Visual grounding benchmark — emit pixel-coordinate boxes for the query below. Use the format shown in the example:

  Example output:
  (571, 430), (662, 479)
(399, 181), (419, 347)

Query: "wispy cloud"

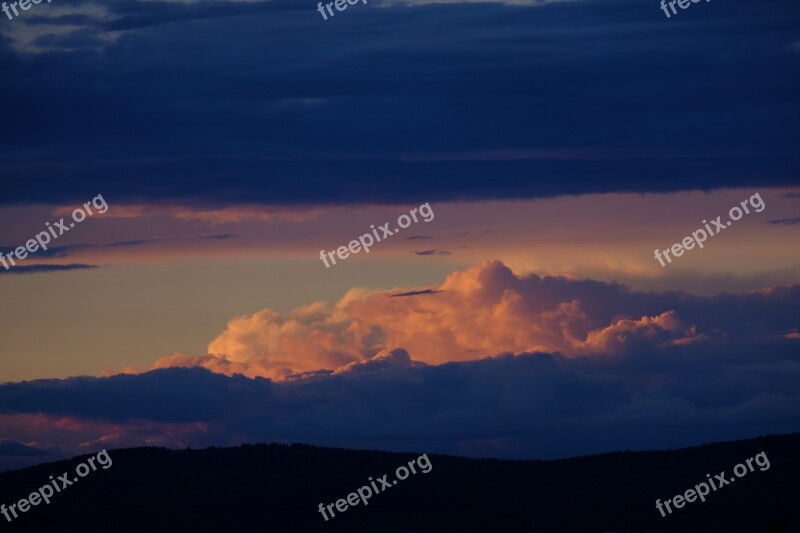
(389, 289), (444, 297)
(767, 217), (800, 225)
(1, 234), (237, 261)
(414, 249), (451, 256)
(0, 264), (98, 275)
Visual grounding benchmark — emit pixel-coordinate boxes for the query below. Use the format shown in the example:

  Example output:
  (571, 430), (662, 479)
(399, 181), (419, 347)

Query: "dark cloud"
(0, 264), (98, 275)
(389, 289), (444, 297)
(1, 341), (799, 460)
(28, 240), (148, 259)
(0, 234), (236, 261)
(413, 249), (451, 256)
(0, 440), (56, 472)
(0, 240), (146, 260)
(767, 216), (800, 225)
(0, 368), (271, 422)
(406, 235), (433, 240)
(0, 0), (797, 207)
(198, 233), (236, 240)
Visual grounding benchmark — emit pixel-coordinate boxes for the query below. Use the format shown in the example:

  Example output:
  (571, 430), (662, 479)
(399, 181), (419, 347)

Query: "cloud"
(198, 233), (236, 240)
(332, 347), (426, 375)
(53, 203), (320, 225)
(171, 206), (320, 225)
(0, 367), (270, 422)
(2, 341), (799, 462)
(571, 310), (706, 355)
(389, 289), (444, 297)
(384, 0), (571, 5)
(0, 439), (50, 457)
(0, 438), (57, 472)
(1, 234), (237, 263)
(413, 249), (451, 256)
(767, 216), (800, 225)
(149, 261), (800, 379)
(0, 264), (98, 275)
(150, 353), (287, 380)
(1, 0), (798, 207)
(1, 240), (150, 260)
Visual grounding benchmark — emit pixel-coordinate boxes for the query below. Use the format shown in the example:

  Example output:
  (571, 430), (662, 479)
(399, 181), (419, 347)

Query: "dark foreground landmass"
(0, 432), (798, 532)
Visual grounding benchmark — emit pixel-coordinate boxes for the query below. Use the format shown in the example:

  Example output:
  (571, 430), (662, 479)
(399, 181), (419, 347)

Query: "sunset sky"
(1, 0), (798, 472)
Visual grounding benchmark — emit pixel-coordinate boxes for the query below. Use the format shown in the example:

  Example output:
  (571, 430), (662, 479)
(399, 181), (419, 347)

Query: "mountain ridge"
(1, 431), (798, 532)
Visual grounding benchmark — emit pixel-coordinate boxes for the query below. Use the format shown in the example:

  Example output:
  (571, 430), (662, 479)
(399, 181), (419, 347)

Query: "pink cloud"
(574, 311), (704, 355)
(151, 261), (710, 379)
(0, 413), (218, 460)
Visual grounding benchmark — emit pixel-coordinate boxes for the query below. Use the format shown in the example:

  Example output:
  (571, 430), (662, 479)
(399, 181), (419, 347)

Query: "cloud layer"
(1, 0), (798, 206)
(2, 342), (799, 464)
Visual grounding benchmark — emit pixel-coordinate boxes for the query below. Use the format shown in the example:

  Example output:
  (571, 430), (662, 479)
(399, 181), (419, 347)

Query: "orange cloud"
(574, 311), (703, 354)
(151, 261), (705, 379)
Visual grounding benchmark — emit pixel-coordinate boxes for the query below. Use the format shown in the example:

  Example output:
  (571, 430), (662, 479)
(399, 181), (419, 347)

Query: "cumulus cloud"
(5, 262), (796, 466)
(152, 261), (800, 379)
(574, 310), (706, 355)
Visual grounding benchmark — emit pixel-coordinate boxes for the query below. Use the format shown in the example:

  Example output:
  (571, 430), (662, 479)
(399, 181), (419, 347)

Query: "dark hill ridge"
(0, 432), (798, 532)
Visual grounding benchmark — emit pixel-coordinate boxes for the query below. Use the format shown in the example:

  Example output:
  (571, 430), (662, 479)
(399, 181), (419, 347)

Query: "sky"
(0, 0), (798, 471)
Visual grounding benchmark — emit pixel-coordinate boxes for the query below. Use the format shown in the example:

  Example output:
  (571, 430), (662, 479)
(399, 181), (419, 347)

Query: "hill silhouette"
(0, 432), (798, 532)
